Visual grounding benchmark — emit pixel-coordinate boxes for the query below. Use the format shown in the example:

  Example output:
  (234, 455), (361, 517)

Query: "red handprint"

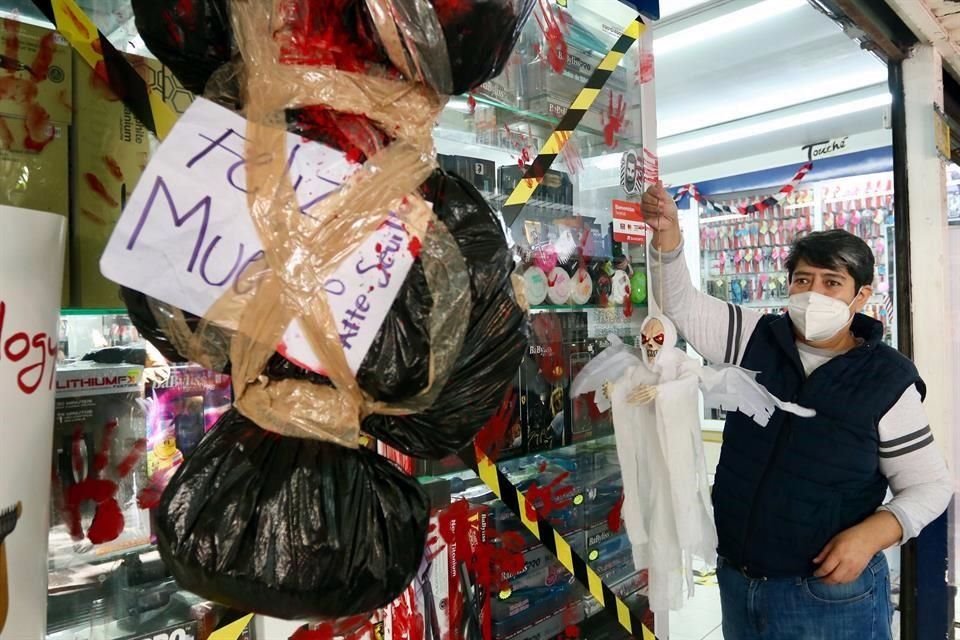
(607, 492), (625, 533)
(636, 49), (655, 85)
(63, 420), (146, 545)
(0, 19), (59, 151)
(524, 471), (574, 521)
(558, 131), (584, 176)
(533, 0), (570, 73)
(475, 388), (519, 462)
(602, 91), (627, 149)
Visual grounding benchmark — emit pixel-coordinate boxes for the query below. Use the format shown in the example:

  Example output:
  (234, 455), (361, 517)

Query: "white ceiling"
(652, 0), (891, 177)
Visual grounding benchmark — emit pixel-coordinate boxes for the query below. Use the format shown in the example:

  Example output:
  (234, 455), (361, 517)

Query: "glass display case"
(47, 312), (237, 640)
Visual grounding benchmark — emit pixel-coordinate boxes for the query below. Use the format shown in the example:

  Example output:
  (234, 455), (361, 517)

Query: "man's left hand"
(813, 511), (903, 584)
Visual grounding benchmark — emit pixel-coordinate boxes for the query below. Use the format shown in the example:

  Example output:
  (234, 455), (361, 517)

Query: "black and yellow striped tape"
(30, 0), (177, 140)
(501, 15), (647, 228)
(464, 449), (658, 640)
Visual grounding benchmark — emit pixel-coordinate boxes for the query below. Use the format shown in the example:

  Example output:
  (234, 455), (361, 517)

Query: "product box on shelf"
(492, 580), (586, 629)
(521, 313), (589, 454)
(499, 532), (582, 593)
(143, 364), (231, 493)
(70, 51), (151, 308)
(49, 362), (150, 567)
(0, 22), (73, 123)
(498, 165), (573, 215)
(438, 153), (497, 194)
(440, 501), (494, 640)
(495, 601), (584, 640)
(582, 569), (649, 622)
(586, 522), (631, 566)
(566, 338), (614, 444)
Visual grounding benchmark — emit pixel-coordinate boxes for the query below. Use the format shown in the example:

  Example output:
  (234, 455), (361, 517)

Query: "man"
(641, 182), (952, 640)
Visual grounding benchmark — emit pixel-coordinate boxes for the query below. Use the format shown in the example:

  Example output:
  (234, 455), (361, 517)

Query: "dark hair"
(785, 230), (875, 290)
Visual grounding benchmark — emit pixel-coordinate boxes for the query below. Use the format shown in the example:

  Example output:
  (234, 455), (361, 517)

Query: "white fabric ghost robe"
(609, 322), (716, 615)
(570, 315), (814, 615)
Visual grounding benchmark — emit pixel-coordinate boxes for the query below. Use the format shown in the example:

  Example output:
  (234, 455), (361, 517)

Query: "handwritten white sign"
(101, 98), (418, 374)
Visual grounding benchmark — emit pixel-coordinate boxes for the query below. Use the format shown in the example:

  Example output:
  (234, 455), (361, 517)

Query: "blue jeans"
(717, 553), (893, 639)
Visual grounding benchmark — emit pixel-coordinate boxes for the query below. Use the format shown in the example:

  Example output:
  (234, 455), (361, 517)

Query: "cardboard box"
(0, 22), (73, 124)
(0, 121), (70, 305)
(70, 54), (194, 308)
(70, 51), (153, 308)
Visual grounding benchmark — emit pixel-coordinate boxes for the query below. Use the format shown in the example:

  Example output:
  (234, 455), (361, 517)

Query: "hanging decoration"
(673, 161), (814, 216)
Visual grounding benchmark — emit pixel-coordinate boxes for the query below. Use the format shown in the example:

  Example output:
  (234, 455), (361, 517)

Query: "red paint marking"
(524, 472), (573, 521)
(624, 293), (633, 317)
(390, 588), (425, 640)
(91, 39), (102, 55)
(31, 32), (55, 80)
(23, 103), (54, 151)
(0, 117), (12, 149)
(407, 236), (422, 259)
(467, 93), (477, 115)
(607, 492), (625, 533)
(563, 604), (581, 638)
(534, 0), (570, 73)
(0, 76), (38, 102)
(637, 50), (655, 85)
(474, 389), (517, 462)
(3, 19), (19, 73)
(64, 4), (92, 39)
(64, 421), (146, 544)
(162, 10), (185, 48)
(559, 131), (583, 175)
(432, 0), (472, 22)
(602, 91), (627, 149)
(85, 173), (119, 207)
(104, 155), (124, 181)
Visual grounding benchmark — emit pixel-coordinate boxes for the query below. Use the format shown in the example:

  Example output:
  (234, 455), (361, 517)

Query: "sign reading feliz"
(101, 98), (418, 374)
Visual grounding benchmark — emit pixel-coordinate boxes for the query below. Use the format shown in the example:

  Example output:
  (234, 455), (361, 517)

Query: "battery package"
(49, 362), (149, 566)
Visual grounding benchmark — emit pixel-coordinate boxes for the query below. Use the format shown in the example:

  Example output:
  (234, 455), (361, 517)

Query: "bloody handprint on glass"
(61, 420), (146, 545)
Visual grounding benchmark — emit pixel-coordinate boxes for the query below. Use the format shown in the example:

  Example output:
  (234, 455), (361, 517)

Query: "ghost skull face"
(640, 318), (666, 364)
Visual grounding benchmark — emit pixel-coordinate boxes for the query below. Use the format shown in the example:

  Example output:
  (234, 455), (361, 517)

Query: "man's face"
(788, 258), (870, 311)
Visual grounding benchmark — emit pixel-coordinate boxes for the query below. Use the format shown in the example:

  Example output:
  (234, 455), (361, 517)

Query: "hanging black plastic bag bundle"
(121, 169), (527, 458)
(119, 0), (535, 623)
(157, 409), (430, 620)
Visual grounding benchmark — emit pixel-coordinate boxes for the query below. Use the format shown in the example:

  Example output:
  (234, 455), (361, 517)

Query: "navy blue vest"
(712, 312), (924, 577)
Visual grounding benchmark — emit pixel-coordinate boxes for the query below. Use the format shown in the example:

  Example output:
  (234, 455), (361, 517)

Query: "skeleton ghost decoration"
(571, 314), (814, 615)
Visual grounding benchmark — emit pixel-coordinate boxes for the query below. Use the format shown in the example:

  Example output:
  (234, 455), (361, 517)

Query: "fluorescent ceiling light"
(658, 72), (889, 138)
(659, 93), (891, 157)
(654, 0), (808, 56)
(659, 0), (717, 19)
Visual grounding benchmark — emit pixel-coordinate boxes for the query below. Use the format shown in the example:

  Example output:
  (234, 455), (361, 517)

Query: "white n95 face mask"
(788, 290), (860, 342)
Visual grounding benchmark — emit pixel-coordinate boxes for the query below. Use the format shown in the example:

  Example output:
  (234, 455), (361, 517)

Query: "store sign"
(0, 206), (65, 640)
(101, 98), (418, 375)
(129, 621), (198, 640)
(611, 200), (646, 244)
(802, 137), (848, 161)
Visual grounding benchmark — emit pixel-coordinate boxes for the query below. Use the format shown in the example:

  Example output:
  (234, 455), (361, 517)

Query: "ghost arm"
(570, 336), (643, 411)
(697, 365), (816, 427)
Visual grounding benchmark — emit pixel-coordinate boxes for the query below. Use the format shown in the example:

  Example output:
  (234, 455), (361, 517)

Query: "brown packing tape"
(158, 0), (474, 446)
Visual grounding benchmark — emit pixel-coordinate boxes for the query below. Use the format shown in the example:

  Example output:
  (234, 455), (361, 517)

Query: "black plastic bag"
(132, 0), (535, 97)
(156, 409), (430, 619)
(122, 171), (527, 458)
(130, 0), (232, 96)
(426, 0), (536, 94)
